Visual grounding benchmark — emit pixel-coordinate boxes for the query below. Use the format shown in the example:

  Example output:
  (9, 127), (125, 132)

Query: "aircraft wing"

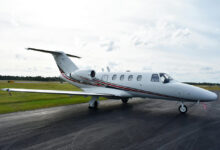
(1, 88), (114, 97)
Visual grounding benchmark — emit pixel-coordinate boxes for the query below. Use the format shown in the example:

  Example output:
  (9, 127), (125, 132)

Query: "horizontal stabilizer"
(27, 48), (81, 58)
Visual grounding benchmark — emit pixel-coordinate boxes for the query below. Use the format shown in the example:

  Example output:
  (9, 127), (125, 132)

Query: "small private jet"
(2, 48), (218, 113)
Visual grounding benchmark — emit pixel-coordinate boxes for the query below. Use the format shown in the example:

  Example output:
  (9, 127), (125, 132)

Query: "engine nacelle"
(70, 69), (96, 81)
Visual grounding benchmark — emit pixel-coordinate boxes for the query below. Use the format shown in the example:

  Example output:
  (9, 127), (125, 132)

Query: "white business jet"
(2, 48), (218, 113)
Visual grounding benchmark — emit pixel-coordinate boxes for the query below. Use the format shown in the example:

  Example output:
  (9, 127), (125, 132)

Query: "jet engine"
(70, 69), (96, 81)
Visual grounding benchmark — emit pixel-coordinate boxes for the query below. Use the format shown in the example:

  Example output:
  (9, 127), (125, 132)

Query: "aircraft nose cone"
(203, 90), (218, 101)
(179, 83), (218, 102)
(208, 92), (218, 101)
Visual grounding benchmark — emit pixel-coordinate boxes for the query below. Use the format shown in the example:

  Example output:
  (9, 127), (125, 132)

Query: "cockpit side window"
(151, 74), (159, 82)
(159, 73), (173, 83)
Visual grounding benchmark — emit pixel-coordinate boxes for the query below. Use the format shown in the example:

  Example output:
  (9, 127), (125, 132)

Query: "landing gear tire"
(88, 96), (99, 109)
(179, 105), (187, 114)
(89, 101), (98, 109)
(121, 98), (129, 104)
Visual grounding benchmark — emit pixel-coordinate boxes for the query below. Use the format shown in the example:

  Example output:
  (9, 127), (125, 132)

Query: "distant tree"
(184, 82), (220, 86)
(0, 75), (62, 82)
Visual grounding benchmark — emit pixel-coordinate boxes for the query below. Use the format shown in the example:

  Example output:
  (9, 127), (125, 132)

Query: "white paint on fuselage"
(62, 71), (218, 102)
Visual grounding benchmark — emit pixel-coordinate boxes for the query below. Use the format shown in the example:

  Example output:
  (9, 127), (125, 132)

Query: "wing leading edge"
(1, 88), (113, 97)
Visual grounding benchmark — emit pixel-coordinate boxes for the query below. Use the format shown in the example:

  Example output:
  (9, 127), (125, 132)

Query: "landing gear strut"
(179, 102), (187, 114)
(121, 98), (129, 104)
(89, 96), (99, 109)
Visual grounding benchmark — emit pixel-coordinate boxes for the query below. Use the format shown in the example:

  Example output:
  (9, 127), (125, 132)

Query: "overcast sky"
(0, 0), (220, 83)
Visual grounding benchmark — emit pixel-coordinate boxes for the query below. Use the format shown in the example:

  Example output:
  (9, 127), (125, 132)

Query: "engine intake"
(90, 70), (95, 78)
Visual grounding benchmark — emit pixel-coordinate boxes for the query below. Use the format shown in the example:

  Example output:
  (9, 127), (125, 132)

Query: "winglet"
(2, 88), (9, 91)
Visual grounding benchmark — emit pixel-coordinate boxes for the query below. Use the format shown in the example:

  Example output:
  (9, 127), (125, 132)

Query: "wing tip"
(1, 88), (9, 91)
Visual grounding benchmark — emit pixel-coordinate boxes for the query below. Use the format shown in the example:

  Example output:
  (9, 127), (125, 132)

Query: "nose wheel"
(179, 103), (187, 114)
(121, 98), (129, 104)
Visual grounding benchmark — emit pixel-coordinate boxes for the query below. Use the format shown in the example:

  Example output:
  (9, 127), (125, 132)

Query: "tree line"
(184, 82), (220, 86)
(0, 75), (61, 81)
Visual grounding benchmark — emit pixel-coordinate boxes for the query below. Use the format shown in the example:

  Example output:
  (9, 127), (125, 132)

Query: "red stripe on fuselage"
(60, 73), (190, 101)
(93, 79), (178, 99)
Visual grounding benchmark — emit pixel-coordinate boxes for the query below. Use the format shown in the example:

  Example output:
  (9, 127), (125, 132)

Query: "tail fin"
(27, 48), (80, 74)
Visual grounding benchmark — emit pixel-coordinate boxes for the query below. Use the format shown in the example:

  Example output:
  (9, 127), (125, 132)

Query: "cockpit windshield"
(159, 73), (173, 83)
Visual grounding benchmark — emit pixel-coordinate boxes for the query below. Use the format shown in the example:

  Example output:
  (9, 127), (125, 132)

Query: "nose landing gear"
(121, 98), (129, 104)
(179, 102), (187, 114)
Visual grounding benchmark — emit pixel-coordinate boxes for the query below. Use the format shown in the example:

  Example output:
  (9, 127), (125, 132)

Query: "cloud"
(142, 66), (152, 71)
(27, 67), (38, 72)
(131, 20), (191, 49)
(107, 61), (118, 69)
(200, 67), (213, 71)
(15, 54), (27, 60)
(45, 67), (52, 70)
(100, 40), (119, 52)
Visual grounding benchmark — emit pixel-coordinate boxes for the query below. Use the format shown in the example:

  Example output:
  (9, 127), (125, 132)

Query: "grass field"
(0, 81), (219, 114)
(0, 81), (104, 114)
(195, 85), (220, 91)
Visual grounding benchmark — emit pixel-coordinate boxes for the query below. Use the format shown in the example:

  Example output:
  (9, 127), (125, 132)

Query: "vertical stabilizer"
(53, 53), (78, 73)
(27, 48), (81, 74)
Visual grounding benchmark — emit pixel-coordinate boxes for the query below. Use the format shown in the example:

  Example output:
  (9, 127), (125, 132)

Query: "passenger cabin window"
(151, 74), (159, 82)
(137, 75), (142, 81)
(128, 75), (133, 81)
(112, 74), (117, 80)
(120, 75), (124, 81)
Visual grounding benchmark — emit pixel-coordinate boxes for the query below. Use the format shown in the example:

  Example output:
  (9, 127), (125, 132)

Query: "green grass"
(0, 81), (104, 114)
(196, 85), (220, 91)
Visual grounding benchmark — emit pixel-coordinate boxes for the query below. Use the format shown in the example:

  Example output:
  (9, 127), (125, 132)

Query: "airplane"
(2, 48), (218, 113)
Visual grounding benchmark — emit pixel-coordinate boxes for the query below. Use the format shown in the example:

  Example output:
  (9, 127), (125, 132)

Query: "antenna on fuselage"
(107, 66), (110, 72)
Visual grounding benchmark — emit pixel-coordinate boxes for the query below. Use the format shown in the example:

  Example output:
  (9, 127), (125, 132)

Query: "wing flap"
(2, 88), (113, 97)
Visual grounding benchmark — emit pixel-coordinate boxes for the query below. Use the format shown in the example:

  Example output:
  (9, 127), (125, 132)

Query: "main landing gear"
(89, 96), (99, 109)
(121, 98), (129, 104)
(179, 102), (187, 114)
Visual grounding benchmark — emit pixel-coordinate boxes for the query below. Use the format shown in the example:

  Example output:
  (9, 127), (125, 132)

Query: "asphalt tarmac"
(0, 92), (219, 150)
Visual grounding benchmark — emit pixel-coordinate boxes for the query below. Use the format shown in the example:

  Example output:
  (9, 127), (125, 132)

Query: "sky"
(0, 0), (220, 83)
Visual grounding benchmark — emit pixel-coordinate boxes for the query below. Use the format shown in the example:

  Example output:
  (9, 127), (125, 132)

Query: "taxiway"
(0, 92), (219, 150)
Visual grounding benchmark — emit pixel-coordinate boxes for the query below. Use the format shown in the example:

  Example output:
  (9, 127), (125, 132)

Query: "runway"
(0, 92), (219, 150)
